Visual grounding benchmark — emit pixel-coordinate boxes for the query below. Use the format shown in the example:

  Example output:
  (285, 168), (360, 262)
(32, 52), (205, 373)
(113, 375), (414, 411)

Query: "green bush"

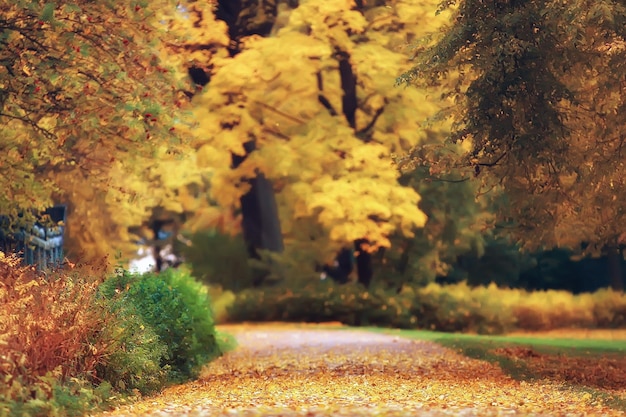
(98, 268), (223, 383)
(178, 231), (257, 291)
(94, 295), (169, 394)
(0, 376), (113, 417)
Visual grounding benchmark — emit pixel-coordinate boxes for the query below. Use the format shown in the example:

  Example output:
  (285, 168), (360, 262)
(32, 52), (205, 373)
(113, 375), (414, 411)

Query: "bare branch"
(253, 100), (305, 125)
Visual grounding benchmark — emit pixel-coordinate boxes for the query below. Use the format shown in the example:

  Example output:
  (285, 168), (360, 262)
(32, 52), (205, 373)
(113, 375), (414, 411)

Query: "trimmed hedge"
(226, 281), (626, 334)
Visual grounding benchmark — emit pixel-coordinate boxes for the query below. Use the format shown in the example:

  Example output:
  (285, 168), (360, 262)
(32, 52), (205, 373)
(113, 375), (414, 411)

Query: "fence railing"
(0, 205), (67, 271)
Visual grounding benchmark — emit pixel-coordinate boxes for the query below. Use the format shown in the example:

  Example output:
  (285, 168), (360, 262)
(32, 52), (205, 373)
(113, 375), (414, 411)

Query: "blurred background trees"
(2, 0), (624, 292)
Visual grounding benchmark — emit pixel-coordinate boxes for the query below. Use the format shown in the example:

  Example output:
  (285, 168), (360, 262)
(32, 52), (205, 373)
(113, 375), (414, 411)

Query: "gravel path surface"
(94, 324), (623, 417)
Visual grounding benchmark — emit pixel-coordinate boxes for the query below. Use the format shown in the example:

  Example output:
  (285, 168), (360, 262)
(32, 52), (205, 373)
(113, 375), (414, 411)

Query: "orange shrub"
(0, 253), (110, 389)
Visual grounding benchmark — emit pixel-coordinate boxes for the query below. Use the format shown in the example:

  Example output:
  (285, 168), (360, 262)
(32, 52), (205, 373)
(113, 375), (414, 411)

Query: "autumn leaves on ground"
(98, 324), (626, 417)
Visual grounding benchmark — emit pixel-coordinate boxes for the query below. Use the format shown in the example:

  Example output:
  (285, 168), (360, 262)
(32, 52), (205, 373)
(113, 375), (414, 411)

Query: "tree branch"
(253, 100), (305, 125)
(316, 72), (338, 116)
(356, 100), (386, 140)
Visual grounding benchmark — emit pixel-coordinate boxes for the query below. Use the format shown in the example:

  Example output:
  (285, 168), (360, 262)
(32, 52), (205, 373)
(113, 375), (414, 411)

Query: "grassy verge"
(366, 327), (626, 412)
(371, 328), (626, 353)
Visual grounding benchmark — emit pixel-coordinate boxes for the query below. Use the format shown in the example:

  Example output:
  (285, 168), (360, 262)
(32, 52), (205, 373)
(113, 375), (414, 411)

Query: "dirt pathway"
(96, 324), (623, 416)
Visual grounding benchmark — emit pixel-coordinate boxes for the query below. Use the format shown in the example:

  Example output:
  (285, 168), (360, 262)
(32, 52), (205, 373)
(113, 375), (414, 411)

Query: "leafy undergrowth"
(95, 323), (625, 417)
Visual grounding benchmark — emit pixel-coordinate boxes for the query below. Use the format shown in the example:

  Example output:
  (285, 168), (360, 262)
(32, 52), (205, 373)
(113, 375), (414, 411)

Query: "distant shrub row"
(226, 281), (626, 333)
(0, 255), (229, 417)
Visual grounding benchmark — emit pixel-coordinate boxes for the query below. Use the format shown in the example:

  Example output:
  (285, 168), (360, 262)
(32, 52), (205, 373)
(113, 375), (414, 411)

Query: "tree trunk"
(354, 239), (373, 288)
(336, 46), (374, 286)
(239, 173), (284, 256)
(215, 0), (285, 272)
(216, 0), (279, 55)
(605, 244), (624, 292)
(231, 141), (284, 259)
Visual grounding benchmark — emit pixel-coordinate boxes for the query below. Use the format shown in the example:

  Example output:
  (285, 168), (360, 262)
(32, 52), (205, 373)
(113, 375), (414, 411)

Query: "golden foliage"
(417, 282), (626, 331)
(227, 280), (626, 333)
(185, 0), (453, 258)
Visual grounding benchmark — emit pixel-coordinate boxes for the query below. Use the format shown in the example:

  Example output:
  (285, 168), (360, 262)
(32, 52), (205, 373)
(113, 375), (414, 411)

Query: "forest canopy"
(399, 0), (626, 255)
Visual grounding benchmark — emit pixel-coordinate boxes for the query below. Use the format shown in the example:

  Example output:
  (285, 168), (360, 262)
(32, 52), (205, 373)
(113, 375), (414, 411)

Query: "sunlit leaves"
(185, 0), (456, 262)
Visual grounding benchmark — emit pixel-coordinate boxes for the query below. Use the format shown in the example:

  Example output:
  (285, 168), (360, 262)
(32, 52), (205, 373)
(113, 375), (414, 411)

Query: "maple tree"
(0, 0), (211, 262)
(399, 0), (626, 289)
(174, 0), (486, 281)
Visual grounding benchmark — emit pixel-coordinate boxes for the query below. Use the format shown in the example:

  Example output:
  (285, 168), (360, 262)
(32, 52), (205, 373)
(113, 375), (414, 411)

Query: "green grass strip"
(363, 326), (626, 412)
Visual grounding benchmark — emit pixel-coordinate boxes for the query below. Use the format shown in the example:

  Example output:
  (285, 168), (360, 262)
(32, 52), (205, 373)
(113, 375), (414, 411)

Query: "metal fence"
(0, 205), (66, 271)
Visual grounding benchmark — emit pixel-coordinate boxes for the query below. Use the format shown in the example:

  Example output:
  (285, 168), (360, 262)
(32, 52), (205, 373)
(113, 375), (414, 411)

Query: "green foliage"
(179, 230), (256, 291)
(445, 237), (534, 287)
(227, 281), (626, 334)
(375, 165), (493, 288)
(94, 296), (169, 394)
(98, 268), (222, 381)
(0, 377), (113, 417)
(228, 280), (420, 328)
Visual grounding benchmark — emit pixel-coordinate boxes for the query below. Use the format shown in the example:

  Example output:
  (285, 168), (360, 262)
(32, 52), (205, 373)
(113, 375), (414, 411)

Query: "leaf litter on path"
(95, 323), (625, 417)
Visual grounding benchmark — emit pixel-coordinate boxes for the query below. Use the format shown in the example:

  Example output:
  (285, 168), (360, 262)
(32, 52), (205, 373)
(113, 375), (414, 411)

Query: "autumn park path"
(97, 324), (623, 417)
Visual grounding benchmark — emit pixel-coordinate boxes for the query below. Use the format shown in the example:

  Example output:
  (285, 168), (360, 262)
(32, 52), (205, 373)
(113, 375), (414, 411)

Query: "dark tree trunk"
(605, 244), (624, 292)
(336, 47), (374, 286)
(337, 49), (357, 130)
(396, 238), (414, 275)
(231, 142), (284, 260)
(213, 0), (284, 275)
(216, 0), (279, 55)
(238, 174), (284, 256)
(354, 239), (373, 288)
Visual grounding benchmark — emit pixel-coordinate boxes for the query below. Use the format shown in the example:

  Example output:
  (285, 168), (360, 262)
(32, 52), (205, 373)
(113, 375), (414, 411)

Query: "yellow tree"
(1, 0), (215, 263)
(182, 0), (456, 278)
